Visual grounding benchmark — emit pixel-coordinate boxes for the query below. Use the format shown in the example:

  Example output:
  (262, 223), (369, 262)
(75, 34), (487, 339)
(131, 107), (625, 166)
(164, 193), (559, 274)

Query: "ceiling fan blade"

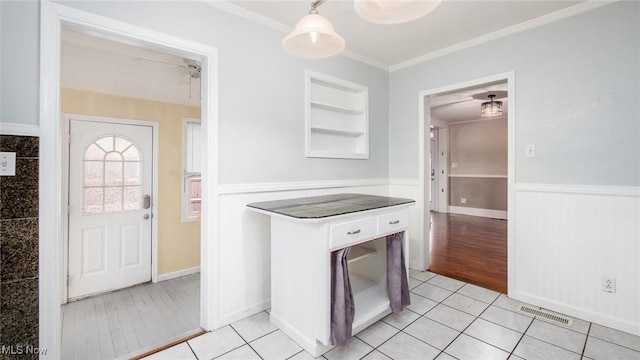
(134, 57), (187, 69)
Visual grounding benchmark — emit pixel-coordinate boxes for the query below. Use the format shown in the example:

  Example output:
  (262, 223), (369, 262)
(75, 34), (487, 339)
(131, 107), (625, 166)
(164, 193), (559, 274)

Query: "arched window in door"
(83, 135), (143, 214)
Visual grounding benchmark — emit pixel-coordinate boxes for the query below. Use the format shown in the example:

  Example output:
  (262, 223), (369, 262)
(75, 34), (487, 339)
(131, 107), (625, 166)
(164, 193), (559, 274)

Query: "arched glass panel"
(82, 135), (143, 214)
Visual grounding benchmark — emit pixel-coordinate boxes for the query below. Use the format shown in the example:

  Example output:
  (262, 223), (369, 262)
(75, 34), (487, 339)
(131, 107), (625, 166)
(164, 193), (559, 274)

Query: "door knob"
(143, 214), (150, 220)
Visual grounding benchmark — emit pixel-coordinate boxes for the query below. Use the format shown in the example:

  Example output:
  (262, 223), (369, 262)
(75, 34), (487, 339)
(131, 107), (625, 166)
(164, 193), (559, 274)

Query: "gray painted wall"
(449, 118), (507, 176)
(0, 0), (389, 184)
(449, 177), (507, 210)
(390, 1), (640, 186)
(0, 1), (40, 128)
(448, 118), (507, 210)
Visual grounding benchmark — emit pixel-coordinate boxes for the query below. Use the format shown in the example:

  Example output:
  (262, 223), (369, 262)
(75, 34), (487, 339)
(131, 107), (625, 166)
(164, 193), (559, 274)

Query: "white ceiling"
(61, 30), (202, 107)
(430, 81), (508, 123)
(219, 0), (586, 68)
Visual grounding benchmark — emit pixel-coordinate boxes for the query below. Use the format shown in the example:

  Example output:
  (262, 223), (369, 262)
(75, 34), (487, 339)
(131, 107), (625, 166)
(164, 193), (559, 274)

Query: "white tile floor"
(143, 271), (640, 360)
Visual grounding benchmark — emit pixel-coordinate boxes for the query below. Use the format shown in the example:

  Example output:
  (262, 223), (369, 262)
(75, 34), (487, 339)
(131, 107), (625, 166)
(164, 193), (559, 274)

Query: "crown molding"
(203, 0), (615, 73)
(389, 0), (616, 72)
(203, 0), (291, 33)
(202, 0), (389, 71)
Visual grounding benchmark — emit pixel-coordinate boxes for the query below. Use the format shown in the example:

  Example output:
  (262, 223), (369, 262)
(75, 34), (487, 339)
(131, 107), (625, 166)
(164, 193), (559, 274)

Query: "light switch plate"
(526, 144), (536, 158)
(0, 152), (17, 176)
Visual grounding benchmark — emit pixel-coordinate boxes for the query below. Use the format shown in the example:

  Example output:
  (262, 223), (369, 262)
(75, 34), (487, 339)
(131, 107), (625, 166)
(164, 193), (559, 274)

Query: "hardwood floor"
(429, 212), (507, 293)
(61, 273), (200, 360)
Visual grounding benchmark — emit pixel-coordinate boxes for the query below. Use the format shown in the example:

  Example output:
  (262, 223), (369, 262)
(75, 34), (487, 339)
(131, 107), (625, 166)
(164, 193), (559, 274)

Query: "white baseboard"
(156, 266), (200, 282)
(217, 299), (271, 327)
(511, 291), (640, 337)
(448, 206), (507, 219)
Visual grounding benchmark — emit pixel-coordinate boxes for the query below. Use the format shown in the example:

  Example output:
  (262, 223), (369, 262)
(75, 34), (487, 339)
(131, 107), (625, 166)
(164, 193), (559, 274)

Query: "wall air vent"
(517, 305), (574, 327)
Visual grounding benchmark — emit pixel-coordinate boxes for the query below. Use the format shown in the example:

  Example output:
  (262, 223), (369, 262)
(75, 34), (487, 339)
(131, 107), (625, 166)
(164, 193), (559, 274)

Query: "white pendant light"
(354, 0), (442, 24)
(282, 0), (345, 59)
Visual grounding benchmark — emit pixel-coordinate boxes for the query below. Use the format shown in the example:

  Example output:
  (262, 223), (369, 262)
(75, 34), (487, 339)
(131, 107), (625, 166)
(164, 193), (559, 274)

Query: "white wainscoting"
(215, 181), (390, 326)
(388, 180), (422, 270)
(512, 183), (640, 336)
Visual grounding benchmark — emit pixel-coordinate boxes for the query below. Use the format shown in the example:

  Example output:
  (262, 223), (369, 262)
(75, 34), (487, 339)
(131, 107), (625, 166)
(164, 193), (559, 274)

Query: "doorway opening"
(39, 3), (219, 358)
(59, 30), (204, 359)
(418, 73), (515, 295)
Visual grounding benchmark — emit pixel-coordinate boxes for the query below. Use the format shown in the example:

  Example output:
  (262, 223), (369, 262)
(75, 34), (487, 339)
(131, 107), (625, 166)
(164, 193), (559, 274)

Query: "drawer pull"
(389, 220), (400, 225)
(347, 229), (361, 235)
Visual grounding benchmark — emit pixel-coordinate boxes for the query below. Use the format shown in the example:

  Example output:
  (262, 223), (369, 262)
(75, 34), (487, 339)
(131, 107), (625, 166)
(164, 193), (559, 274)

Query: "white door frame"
(429, 130), (438, 212)
(61, 114), (160, 304)
(417, 71), (515, 293)
(39, 2), (220, 358)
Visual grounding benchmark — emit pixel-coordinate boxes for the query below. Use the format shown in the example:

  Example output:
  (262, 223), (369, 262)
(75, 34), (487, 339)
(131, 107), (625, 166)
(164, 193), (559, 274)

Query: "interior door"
(68, 119), (153, 300)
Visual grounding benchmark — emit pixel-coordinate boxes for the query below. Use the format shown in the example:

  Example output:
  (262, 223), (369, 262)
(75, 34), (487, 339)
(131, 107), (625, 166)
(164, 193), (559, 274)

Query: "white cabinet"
(305, 70), (369, 159)
(267, 207), (410, 357)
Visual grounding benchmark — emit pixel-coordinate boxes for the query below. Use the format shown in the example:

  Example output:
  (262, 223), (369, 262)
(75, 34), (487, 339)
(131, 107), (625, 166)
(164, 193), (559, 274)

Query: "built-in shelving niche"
(305, 70), (369, 159)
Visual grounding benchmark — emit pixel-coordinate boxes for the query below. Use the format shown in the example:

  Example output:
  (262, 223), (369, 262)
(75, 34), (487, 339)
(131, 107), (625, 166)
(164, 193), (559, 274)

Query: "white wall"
(388, 2), (640, 335)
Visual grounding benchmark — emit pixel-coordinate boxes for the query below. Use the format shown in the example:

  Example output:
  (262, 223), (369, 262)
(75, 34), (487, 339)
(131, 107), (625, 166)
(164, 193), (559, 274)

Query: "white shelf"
(310, 101), (364, 115)
(306, 70), (369, 159)
(348, 246), (376, 264)
(310, 126), (365, 137)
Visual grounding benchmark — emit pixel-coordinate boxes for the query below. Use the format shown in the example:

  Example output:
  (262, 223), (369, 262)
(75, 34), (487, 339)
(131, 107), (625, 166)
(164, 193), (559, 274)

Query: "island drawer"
(330, 217), (374, 250)
(376, 210), (409, 236)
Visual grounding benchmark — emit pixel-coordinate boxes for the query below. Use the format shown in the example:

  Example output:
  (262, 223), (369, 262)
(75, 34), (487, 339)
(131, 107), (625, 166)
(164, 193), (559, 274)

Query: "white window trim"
(182, 118), (202, 222)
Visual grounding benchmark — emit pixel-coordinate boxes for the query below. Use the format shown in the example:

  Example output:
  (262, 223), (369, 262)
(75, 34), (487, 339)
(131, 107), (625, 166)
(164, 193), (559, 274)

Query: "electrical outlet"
(0, 152), (16, 176)
(460, 198), (467, 204)
(602, 277), (616, 293)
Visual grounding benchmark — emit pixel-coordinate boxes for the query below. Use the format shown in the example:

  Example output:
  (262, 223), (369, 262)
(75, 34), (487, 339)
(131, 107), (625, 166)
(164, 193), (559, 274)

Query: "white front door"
(68, 119), (153, 300)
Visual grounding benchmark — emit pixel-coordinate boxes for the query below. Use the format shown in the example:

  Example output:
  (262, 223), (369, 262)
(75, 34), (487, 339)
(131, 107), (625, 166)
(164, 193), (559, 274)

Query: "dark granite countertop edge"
(246, 194), (416, 220)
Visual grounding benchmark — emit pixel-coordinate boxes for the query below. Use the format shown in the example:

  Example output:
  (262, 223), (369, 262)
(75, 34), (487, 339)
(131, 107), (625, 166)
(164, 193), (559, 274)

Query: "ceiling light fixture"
(282, 0), (345, 59)
(354, 0), (442, 24)
(481, 94), (503, 117)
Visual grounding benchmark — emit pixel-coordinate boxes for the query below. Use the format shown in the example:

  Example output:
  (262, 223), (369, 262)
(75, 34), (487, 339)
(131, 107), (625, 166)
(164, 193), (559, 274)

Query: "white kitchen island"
(247, 194), (415, 358)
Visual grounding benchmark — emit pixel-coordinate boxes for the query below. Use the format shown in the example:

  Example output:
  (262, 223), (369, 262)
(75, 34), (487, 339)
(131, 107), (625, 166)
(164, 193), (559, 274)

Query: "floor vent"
(517, 305), (574, 326)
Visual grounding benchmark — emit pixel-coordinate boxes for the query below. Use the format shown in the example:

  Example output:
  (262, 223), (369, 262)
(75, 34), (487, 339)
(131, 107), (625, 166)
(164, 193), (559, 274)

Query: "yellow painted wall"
(61, 88), (201, 276)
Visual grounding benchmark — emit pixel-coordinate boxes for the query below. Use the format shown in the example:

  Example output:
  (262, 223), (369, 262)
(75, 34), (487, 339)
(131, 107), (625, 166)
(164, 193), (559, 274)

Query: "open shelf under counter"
(347, 246), (376, 264)
(350, 274), (390, 331)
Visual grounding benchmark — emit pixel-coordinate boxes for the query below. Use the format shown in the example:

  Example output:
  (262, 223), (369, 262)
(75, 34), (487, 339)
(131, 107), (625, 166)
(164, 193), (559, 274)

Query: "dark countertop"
(246, 193), (415, 219)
